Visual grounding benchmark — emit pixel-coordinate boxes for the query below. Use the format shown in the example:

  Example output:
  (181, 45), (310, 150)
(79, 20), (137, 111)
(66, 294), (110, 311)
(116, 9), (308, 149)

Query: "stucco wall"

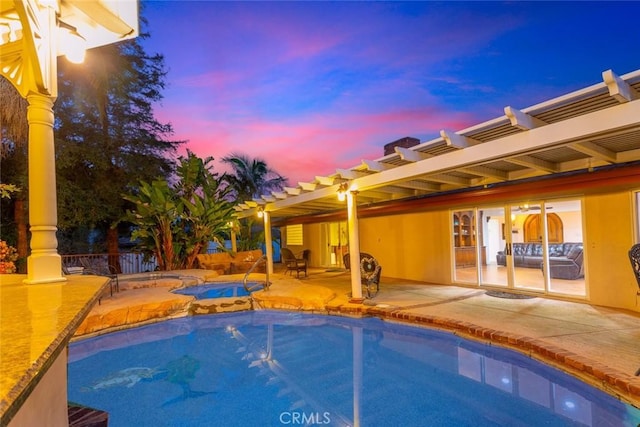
(584, 191), (639, 311)
(358, 210), (451, 284)
(8, 350), (68, 427)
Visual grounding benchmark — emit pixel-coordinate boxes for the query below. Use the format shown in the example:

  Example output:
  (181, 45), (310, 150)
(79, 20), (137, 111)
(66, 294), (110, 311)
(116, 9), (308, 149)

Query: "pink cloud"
(161, 101), (476, 187)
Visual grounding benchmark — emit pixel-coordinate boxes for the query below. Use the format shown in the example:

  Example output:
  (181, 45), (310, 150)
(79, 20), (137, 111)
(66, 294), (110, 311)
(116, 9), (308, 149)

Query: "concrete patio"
(74, 266), (640, 409)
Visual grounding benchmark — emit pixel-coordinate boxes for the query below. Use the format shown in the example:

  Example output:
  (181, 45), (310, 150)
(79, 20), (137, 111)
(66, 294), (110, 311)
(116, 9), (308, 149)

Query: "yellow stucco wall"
(358, 211), (451, 283)
(584, 191), (639, 311)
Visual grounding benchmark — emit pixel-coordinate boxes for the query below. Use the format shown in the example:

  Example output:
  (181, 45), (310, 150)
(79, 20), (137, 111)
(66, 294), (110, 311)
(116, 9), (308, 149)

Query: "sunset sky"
(141, 1), (640, 186)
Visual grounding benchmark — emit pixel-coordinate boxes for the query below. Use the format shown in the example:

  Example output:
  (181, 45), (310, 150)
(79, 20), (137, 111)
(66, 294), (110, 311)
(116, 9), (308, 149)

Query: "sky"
(140, 1), (640, 186)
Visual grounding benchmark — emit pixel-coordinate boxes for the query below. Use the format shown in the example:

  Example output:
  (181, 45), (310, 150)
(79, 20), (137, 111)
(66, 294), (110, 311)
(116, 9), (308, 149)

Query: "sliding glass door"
(477, 206), (509, 287)
(452, 199), (586, 297)
(512, 201), (546, 292)
(320, 222), (348, 268)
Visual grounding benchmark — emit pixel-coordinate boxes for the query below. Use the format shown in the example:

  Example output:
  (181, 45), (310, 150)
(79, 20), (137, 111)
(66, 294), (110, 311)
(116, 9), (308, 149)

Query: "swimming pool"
(68, 311), (640, 426)
(172, 282), (257, 299)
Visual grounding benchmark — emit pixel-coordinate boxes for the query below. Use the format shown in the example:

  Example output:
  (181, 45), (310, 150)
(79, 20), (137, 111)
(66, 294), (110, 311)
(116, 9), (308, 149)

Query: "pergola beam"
(395, 146), (431, 162)
(504, 106), (547, 130)
(603, 69), (639, 103)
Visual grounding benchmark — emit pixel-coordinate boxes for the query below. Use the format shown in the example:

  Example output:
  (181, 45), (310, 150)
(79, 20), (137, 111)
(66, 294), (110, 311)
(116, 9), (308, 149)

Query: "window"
(286, 224), (303, 246)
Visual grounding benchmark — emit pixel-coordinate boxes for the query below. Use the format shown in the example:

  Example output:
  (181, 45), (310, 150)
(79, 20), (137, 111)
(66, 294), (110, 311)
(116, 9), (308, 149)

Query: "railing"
(61, 253), (158, 274)
(243, 255), (269, 293)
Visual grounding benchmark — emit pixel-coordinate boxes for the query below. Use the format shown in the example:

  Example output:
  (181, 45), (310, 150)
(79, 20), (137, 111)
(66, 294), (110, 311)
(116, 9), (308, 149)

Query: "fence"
(61, 247), (231, 274)
(61, 252), (158, 275)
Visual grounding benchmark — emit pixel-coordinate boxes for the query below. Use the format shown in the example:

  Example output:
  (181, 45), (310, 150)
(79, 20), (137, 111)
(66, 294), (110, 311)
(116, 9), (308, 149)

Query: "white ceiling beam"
(394, 180), (441, 192)
(261, 195), (276, 202)
(424, 173), (471, 186)
(439, 130), (480, 149)
(298, 182), (318, 191)
(506, 155), (558, 173)
(459, 165), (509, 181)
(568, 141), (617, 163)
(361, 159), (394, 172)
(368, 185), (417, 197)
(394, 146), (431, 162)
(335, 168), (369, 179)
(271, 191), (288, 200)
(504, 106), (547, 130)
(314, 175), (336, 186)
(284, 186), (302, 196)
(602, 69), (639, 103)
(245, 200), (258, 207)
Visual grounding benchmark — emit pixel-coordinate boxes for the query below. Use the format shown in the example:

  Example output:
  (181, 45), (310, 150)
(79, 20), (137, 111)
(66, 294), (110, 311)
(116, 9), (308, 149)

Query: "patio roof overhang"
(235, 68), (640, 223)
(0, 0), (138, 97)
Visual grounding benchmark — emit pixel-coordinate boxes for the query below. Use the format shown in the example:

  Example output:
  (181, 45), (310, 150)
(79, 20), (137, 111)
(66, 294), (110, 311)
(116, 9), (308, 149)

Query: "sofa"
(196, 249), (264, 275)
(496, 242), (584, 280)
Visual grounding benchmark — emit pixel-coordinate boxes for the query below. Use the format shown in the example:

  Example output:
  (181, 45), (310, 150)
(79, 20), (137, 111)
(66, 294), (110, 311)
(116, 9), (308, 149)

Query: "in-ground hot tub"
(172, 282), (264, 315)
(172, 282), (260, 299)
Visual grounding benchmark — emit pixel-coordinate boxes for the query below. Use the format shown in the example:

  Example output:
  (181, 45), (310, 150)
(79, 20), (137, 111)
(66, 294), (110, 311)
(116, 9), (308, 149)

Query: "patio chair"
(343, 252), (382, 298)
(80, 257), (120, 296)
(281, 248), (308, 278)
(628, 243), (640, 291)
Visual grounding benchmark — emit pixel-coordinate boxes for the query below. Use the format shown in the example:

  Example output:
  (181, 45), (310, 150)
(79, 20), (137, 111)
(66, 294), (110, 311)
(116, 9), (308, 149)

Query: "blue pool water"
(172, 282), (253, 299)
(68, 311), (640, 427)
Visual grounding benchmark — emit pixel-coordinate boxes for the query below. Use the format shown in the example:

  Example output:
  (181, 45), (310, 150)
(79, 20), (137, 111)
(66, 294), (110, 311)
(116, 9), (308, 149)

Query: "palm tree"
(221, 153), (287, 202)
(0, 76), (28, 157)
(0, 76), (29, 271)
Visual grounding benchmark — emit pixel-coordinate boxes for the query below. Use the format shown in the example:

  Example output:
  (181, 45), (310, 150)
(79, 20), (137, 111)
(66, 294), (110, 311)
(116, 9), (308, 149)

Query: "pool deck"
(74, 267), (640, 409)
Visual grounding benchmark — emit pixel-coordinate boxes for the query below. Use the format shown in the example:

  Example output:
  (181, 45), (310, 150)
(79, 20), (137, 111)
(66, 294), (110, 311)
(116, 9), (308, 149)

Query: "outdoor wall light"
(257, 207), (264, 218)
(58, 20), (87, 64)
(337, 182), (350, 202)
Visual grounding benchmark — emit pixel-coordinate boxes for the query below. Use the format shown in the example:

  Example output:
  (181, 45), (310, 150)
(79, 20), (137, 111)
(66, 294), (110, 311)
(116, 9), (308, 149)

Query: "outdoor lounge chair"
(281, 248), (308, 278)
(343, 252), (382, 298)
(628, 243), (640, 291)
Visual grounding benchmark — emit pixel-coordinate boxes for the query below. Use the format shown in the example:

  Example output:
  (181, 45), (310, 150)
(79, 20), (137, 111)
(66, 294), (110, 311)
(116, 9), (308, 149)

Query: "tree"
(0, 76), (29, 272)
(221, 153), (287, 202)
(53, 23), (184, 262)
(123, 152), (236, 270)
(221, 153), (286, 252)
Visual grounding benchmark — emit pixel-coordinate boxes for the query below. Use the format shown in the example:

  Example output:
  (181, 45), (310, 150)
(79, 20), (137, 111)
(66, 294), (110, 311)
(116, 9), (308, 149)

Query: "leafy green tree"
(53, 21), (183, 262)
(235, 217), (265, 251)
(123, 152), (236, 270)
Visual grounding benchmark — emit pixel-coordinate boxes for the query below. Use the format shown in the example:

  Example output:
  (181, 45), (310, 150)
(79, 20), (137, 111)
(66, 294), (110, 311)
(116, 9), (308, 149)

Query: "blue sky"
(141, 1), (640, 185)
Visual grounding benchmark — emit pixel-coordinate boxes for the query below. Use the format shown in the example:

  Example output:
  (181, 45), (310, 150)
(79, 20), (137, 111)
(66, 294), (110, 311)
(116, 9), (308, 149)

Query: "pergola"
(0, 0), (138, 283)
(235, 69), (640, 300)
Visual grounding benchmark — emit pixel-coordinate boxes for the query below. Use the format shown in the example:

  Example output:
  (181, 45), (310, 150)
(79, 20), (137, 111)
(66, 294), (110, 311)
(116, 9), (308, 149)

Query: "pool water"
(68, 311), (640, 427)
(172, 282), (253, 299)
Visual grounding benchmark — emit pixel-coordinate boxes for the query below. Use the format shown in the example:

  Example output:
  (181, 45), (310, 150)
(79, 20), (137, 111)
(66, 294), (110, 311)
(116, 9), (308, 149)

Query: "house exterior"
(236, 68), (640, 312)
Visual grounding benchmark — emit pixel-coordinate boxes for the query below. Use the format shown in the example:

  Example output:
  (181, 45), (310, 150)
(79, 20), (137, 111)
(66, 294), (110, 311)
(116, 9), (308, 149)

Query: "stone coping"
(326, 303), (640, 409)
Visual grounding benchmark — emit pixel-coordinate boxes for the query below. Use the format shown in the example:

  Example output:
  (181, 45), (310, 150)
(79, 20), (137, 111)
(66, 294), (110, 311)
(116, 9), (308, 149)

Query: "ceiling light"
(58, 20), (87, 64)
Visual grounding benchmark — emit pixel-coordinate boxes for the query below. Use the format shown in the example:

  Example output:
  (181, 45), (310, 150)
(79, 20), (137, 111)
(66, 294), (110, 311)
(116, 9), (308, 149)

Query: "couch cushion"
(548, 244), (565, 257)
(513, 244), (528, 256)
(566, 245), (583, 260)
(530, 244), (544, 256)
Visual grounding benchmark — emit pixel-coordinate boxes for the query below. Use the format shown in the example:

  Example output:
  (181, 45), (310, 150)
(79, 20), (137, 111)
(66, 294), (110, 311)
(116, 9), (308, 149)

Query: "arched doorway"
(523, 213), (563, 243)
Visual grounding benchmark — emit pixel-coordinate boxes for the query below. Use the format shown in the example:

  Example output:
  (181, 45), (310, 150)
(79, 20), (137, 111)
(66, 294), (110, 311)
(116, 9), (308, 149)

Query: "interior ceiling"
(235, 68), (640, 222)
